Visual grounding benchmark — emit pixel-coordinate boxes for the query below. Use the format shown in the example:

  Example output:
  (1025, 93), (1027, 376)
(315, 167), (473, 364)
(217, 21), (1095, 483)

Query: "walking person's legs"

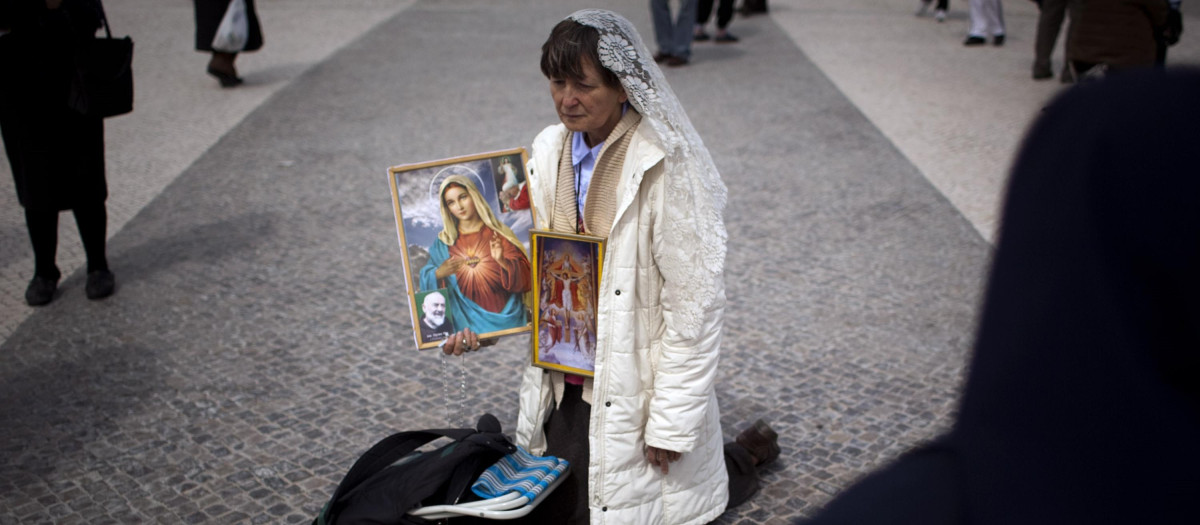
(695, 0), (714, 40)
(1033, 0), (1068, 78)
(650, 0), (676, 59)
(671, 0), (699, 62)
(73, 202), (114, 300)
(965, 0), (989, 44)
(986, 0), (1006, 43)
(714, 0), (738, 41)
(24, 208), (60, 306)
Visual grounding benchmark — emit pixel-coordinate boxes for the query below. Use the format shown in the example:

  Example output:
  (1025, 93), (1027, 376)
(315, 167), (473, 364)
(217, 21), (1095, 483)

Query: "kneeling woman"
(517, 10), (777, 524)
(441, 11), (780, 524)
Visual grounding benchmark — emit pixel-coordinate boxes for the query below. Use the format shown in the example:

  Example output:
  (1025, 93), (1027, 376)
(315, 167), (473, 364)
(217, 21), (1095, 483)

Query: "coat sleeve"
(1145, 0), (1170, 27)
(643, 162), (727, 454)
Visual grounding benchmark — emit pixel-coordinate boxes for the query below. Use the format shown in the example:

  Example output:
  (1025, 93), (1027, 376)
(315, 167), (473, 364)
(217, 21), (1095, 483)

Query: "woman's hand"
(441, 328), (498, 356)
(644, 445), (682, 475)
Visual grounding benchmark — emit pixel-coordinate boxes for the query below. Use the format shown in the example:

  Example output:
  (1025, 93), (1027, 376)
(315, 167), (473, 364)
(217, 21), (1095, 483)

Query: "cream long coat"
(516, 122), (729, 525)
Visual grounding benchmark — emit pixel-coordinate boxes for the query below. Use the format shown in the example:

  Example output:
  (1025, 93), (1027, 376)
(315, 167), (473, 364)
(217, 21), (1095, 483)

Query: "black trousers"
(697, 0), (735, 29)
(520, 383), (760, 524)
(25, 204), (108, 279)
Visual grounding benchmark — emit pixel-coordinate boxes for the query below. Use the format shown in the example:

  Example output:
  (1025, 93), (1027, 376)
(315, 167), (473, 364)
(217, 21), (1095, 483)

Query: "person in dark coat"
(1064, 0), (1167, 80)
(193, 0), (263, 87)
(0, 0), (116, 306)
(798, 68), (1200, 524)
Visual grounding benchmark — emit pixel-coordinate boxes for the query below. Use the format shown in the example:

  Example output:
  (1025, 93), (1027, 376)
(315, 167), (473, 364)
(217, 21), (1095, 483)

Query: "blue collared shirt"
(570, 131), (605, 221)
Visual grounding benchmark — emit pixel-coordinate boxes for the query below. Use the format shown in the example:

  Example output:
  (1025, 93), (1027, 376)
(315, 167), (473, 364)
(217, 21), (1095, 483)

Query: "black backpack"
(315, 414), (517, 525)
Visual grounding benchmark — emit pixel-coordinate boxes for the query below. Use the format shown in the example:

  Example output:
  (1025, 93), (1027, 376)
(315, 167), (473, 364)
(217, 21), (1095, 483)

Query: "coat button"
(602, 507), (608, 512)
(614, 289), (621, 295)
(605, 401), (611, 407)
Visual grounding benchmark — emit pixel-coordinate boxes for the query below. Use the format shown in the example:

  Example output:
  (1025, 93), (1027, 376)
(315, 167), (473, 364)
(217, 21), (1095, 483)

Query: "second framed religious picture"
(387, 148), (535, 350)
(531, 229), (605, 377)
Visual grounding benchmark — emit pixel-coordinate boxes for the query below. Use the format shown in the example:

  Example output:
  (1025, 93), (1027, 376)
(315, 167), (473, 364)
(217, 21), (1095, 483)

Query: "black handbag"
(67, 1), (133, 118)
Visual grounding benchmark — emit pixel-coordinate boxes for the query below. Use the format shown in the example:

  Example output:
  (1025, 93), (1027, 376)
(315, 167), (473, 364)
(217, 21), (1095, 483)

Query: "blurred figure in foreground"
(800, 68), (1200, 524)
(1, 0), (116, 305)
(1158, 0), (1183, 65)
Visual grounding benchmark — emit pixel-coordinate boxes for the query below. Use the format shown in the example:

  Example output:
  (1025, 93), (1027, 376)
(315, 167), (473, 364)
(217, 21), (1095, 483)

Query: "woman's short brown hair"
(540, 19), (621, 89)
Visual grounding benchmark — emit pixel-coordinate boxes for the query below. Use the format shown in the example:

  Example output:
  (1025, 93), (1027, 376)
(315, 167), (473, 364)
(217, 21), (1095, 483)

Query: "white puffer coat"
(516, 122), (729, 525)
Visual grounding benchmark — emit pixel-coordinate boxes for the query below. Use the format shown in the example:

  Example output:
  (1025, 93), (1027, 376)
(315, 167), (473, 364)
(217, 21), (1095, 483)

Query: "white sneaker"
(934, 9), (946, 22)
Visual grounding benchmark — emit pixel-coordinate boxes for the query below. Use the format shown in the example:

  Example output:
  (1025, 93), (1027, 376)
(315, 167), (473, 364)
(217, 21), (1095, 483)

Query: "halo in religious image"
(387, 148), (535, 350)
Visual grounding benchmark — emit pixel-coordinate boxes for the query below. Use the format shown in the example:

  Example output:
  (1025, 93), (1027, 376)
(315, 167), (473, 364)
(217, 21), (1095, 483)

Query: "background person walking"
(695, 0), (740, 42)
(193, 0), (264, 87)
(1, 0), (116, 306)
(651, 0), (698, 66)
(964, 0), (1006, 46)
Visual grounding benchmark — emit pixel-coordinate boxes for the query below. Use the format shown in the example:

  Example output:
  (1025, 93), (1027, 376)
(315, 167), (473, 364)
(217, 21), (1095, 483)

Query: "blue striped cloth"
(471, 446), (570, 500)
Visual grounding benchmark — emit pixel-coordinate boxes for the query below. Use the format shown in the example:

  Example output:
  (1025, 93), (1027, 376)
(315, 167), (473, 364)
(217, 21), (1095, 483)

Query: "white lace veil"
(567, 9), (728, 339)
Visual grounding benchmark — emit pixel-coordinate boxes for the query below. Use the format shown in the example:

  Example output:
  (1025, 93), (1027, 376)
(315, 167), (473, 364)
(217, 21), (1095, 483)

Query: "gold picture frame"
(387, 148), (535, 350)
(530, 229), (604, 377)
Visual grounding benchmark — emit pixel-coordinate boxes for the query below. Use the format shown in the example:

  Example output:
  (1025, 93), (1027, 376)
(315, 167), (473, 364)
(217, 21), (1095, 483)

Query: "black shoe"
(694, 31), (711, 42)
(25, 275), (58, 306)
(735, 419), (780, 467)
(86, 269), (115, 300)
(666, 56), (689, 67)
(993, 34), (1006, 46)
(963, 36), (987, 46)
(1032, 67), (1053, 80)
(206, 65), (243, 88)
(653, 52), (672, 64)
(715, 32), (739, 43)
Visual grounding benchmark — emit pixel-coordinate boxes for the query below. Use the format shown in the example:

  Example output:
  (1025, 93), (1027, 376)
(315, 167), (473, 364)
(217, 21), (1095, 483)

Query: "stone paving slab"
(2, 0), (988, 523)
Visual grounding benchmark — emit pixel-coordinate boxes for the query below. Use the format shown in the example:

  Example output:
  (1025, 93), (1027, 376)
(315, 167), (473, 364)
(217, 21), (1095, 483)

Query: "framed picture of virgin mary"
(530, 230), (604, 377)
(387, 148), (535, 350)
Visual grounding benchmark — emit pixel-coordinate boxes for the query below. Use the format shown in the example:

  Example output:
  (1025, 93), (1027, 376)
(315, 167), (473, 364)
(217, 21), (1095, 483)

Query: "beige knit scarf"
(550, 109), (642, 238)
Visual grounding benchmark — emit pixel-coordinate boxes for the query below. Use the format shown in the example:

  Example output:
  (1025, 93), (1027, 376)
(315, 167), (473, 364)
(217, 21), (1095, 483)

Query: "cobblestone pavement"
(0, 0), (1126, 522)
(0, 0), (415, 341)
